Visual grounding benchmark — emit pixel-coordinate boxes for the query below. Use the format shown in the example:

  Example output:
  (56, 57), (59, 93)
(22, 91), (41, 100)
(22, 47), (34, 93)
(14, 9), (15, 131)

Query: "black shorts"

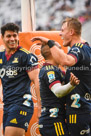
(66, 112), (91, 136)
(39, 109), (69, 136)
(3, 104), (34, 132)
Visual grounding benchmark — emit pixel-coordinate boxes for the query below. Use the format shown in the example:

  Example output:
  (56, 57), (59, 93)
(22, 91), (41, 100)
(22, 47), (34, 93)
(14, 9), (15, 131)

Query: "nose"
(10, 36), (15, 40)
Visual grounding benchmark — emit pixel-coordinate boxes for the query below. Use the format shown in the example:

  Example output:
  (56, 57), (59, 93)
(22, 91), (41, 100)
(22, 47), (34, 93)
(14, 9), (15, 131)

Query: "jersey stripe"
(20, 48), (30, 54)
(54, 122), (64, 136)
(59, 122), (64, 135)
(69, 114), (77, 124)
(49, 80), (61, 89)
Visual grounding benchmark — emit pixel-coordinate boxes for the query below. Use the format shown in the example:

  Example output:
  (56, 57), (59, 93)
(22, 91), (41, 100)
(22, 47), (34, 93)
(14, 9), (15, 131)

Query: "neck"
(6, 49), (16, 55)
(70, 36), (85, 47)
(45, 59), (58, 66)
(5, 46), (18, 55)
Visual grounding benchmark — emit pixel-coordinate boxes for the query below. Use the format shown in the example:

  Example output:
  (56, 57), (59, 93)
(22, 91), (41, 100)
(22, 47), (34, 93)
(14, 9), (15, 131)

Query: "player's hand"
(70, 73), (80, 86)
(31, 36), (49, 46)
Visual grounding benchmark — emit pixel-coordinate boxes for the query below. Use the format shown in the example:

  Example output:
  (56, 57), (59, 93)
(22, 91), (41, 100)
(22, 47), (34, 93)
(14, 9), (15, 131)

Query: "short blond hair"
(62, 17), (82, 35)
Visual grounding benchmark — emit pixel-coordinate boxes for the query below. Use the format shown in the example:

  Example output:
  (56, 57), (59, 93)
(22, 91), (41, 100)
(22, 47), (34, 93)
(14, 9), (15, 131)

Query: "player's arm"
(51, 73), (80, 98)
(27, 68), (41, 118)
(50, 46), (76, 66)
(31, 36), (76, 66)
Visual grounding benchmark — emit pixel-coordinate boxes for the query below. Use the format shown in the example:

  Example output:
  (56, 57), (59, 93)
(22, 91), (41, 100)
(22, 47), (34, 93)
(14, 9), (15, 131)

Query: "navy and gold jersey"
(66, 42), (91, 114)
(39, 62), (66, 114)
(0, 46), (38, 109)
(39, 63), (70, 136)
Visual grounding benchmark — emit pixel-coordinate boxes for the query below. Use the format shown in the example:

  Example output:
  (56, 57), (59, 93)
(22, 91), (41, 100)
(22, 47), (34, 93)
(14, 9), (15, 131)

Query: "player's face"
(2, 31), (19, 51)
(59, 22), (72, 47)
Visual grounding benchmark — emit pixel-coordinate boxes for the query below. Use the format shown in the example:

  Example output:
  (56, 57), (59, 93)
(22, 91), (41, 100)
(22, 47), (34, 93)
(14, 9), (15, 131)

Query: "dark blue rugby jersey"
(65, 42), (91, 114)
(39, 62), (66, 114)
(0, 47), (38, 108)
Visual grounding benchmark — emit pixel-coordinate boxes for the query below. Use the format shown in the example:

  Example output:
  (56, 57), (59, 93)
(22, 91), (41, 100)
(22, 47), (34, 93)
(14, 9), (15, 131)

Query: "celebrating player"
(38, 43), (79, 136)
(31, 17), (91, 136)
(0, 23), (41, 136)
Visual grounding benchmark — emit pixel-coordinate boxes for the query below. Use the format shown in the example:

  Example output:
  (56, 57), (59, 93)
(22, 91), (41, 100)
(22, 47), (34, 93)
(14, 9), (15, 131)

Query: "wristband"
(47, 40), (55, 48)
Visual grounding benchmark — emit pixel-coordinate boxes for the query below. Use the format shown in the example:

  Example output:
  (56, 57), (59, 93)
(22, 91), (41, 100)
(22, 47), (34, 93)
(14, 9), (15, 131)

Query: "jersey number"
(23, 94), (32, 107)
(49, 108), (59, 118)
(71, 94), (81, 108)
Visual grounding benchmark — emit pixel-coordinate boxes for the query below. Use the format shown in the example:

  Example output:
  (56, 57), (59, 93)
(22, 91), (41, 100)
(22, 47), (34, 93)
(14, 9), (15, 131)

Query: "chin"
(9, 46), (16, 50)
(10, 45), (17, 48)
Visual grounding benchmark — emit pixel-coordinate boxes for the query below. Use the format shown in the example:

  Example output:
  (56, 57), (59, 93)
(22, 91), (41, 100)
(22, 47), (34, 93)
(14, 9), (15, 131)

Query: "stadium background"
(0, 0), (91, 136)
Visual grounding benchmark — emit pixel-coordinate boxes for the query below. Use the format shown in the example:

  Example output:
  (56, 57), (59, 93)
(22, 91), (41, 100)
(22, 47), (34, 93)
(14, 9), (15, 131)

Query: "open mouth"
(9, 42), (15, 45)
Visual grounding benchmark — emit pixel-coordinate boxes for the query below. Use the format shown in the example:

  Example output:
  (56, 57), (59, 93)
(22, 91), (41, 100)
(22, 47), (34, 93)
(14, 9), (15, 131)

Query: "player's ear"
(70, 28), (75, 36)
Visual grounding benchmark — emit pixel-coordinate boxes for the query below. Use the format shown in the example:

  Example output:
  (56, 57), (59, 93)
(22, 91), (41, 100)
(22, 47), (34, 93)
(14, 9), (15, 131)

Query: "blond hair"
(62, 17), (82, 35)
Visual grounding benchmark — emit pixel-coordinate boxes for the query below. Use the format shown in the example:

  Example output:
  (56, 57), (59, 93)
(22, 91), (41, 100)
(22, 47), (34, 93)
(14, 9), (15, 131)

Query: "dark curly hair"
(1, 23), (19, 36)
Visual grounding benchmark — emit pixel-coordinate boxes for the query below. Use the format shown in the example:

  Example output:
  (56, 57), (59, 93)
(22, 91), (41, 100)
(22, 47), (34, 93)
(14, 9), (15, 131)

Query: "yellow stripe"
(74, 114), (77, 123)
(20, 49), (29, 54)
(69, 115), (71, 123)
(80, 44), (83, 48)
(60, 122), (64, 135)
(0, 59), (2, 64)
(20, 48), (30, 53)
(22, 48), (30, 53)
(20, 48), (30, 54)
(78, 43), (81, 47)
(75, 43), (83, 48)
(54, 123), (59, 136)
(75, 43), (78, 46)
(69, 114), (77, 124)
(72, 114), (74, 123)
(57, 123), (62, 135)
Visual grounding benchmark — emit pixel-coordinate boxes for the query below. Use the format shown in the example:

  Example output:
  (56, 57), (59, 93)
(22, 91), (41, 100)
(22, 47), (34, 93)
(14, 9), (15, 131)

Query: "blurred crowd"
(35, 0), (91, 30)
(0, 0), (21, 30)
(0, 0), (91, 31)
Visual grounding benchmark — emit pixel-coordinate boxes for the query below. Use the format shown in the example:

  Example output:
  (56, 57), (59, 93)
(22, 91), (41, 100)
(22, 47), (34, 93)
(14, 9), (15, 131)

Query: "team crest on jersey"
(12, 58), (18, 63)
(70, 47), (80, 56)
(47, 71), (55, 83)
(0, 59), (2, 64)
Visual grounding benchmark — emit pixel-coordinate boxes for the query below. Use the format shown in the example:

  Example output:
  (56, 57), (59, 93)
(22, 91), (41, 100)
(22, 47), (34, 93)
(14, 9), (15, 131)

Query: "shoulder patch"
(70, 47), (80, 55)
(47, 71), (55, 83)
(19, 48), (30, 54)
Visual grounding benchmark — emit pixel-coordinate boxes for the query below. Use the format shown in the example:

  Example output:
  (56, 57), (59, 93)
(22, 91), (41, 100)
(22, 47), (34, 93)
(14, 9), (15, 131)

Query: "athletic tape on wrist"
(47, 40), (55, 48)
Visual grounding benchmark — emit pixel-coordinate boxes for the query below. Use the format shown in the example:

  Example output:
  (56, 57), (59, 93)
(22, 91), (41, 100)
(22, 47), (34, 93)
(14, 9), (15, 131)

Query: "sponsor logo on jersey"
(0, 68), (18, 78)
(47, 71), (55, 83)
(70, 47), (80, 56)
(12, 58), (18, 63)
(24, 122), (29, 128)
(80, 128), (90, 135)
(84, 93), (91, 100)
(20, 110), (27, 116)
(10, 118), (18, 124)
